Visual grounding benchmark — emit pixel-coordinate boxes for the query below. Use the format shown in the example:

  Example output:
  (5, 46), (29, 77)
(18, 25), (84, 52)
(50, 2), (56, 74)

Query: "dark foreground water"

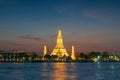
(0, 62), (120, 80)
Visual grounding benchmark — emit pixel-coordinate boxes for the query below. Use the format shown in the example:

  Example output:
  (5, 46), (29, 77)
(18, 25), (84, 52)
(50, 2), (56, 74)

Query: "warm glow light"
(71, 45), (76, 60)
(51, 63), (77, 80)
(51, 29), (69, 57)
(42, 45), (47, 60)
(51, 63), (67, 80)
(44, 45), (47, 55)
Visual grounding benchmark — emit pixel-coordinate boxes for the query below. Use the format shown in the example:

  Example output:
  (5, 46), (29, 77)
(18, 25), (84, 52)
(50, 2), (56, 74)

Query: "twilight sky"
(0, 0), (120, 54)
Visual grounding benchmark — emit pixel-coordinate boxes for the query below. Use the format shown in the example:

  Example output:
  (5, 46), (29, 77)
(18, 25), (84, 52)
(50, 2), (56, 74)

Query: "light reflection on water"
(95, 62), (120, 80)
(95, 62), (104, 80)
(51, 62), (77, 80)
(0, 62), (120, 80)
(41, 62), (77, 80)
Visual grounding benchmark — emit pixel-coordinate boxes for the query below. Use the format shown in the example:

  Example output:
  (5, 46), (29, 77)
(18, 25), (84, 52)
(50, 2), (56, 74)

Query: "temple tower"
(43, 45), (47, 56)
(42, 45), (47, 60)
(51, 29), (69, 57)
(71, 45), (76, 60)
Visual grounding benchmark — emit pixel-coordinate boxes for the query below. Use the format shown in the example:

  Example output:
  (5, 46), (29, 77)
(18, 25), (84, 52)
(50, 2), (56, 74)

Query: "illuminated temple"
(51, 29), (69, 57)
(71, 45), (76, 60)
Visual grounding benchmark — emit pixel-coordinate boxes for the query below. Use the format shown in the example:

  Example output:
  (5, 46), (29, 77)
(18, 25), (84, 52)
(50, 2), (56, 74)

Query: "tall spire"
(58, 29), (62, 37)
(71, 45), (76, 60)
(42, 45), (47, 60)
(51, 29), (69, 57)
(44, 45), (47, 56)
(55, 29), (64, 48)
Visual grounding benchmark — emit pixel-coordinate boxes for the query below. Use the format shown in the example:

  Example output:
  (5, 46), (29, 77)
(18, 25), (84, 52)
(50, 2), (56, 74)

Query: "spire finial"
(58, 29), (62, 37)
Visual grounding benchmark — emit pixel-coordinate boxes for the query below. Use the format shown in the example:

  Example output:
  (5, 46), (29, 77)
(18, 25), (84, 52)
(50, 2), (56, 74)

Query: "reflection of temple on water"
(51, 62), (77, 80)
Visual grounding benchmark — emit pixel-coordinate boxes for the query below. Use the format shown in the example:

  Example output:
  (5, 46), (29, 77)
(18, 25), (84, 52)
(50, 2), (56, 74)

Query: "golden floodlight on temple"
(42, 45), (47, 60)
(51, 29), (69, 57)
(71, 45), (76, 60)
(43, 45), (47, 56)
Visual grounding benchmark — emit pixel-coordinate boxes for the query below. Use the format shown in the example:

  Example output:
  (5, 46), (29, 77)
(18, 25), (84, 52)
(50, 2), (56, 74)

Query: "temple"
(43, 45), (47, 56)
(71, 45), (76, 60)
(42, 45), (47, 60)
(51, 29), (69, 57)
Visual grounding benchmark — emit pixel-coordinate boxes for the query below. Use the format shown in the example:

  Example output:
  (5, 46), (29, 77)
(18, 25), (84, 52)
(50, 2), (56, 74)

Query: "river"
(0, 62), (120, 80)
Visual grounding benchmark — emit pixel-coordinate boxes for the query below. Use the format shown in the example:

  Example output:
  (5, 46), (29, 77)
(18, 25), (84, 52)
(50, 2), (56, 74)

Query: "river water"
(0, 62), (120, 80)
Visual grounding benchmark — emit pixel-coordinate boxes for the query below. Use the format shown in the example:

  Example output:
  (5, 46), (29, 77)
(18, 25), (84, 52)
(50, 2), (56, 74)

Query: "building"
(71, 45), (76, 60)
(0, 51), (38, 62)
(51, 29), (69, 58)
(0, 51), (27, 62)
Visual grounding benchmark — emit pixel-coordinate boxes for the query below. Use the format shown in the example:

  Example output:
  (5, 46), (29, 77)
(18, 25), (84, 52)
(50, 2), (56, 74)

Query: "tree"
(44, 54), (51, 60)
(87, 51), (101, 60)
(102, 51), (109, 59)
(79, 53), (87, 60)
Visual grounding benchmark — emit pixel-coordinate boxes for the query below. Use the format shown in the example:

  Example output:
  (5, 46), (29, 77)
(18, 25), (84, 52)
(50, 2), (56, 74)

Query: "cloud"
(49, 35), (56, 39)
(65, 31), (120, 48)
(18, 35), (45, 41)
(83, 8), (120, 23)
(7, 42), (22, 46)
(0, 40), (23, 46)
(83, 10), (107, 22)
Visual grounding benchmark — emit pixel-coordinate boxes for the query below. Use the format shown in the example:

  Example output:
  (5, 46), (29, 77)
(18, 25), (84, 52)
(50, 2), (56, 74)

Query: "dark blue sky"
(0, 0), (120, 54)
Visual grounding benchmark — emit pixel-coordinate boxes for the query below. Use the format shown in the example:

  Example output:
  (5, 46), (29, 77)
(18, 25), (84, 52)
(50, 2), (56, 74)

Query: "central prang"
(51, 29), (69, 57)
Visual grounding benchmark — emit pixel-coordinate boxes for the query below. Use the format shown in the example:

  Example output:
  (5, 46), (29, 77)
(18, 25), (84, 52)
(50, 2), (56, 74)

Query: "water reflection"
(41, 63), (52, 79)
(0, 63), (26, 80)
(95, 62), (104, 80)
(1, 63), (120, 80)
(51, 62), (77, 80)
(95, 62), (120, 80)
(109, 63), (117, 79)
